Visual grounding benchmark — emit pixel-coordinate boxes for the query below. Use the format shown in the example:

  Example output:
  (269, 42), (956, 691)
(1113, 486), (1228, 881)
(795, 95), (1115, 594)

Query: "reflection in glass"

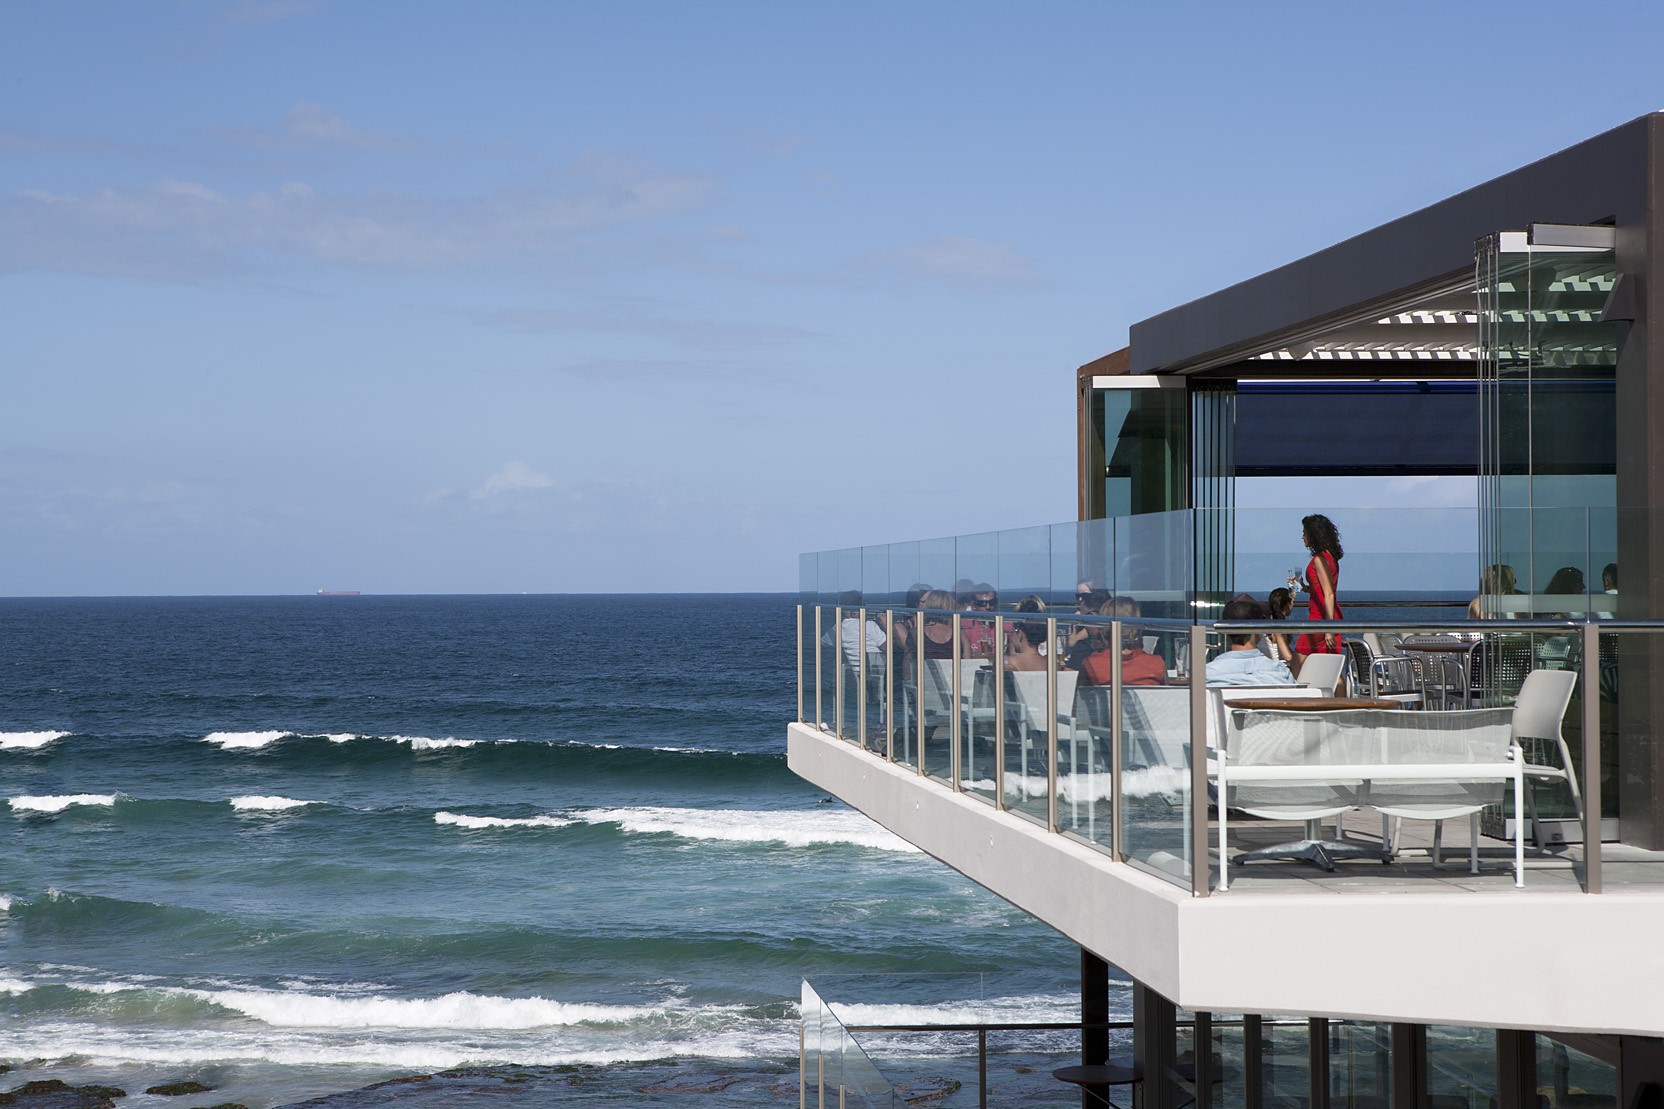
(1535, 1035), (1616, 1109)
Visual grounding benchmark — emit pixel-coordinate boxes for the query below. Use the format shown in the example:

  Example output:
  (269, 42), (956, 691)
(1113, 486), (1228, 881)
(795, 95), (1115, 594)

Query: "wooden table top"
(1224, 697), (1400, 712)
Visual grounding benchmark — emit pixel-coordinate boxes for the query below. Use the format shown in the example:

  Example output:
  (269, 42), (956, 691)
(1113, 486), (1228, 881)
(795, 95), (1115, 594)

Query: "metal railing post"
(1111, 618), (1124, 861)
(951, 613), (963, 790)
(834, 607), (845, 741)
(1190, 622), (1211, 898)
(799, 1023), (806, 1109)
(1047, 625), (1059, 832)
(884, 610), (895, 761)
(857, 608), (867, 750)
(993, 615), (1005, 810)
(979, 1027), (988, 1109)
(796, 605), (804, 724)
(915, 610), (926, 776)
(1582, 621), (1602, 893)
(814, 606), (824, 729)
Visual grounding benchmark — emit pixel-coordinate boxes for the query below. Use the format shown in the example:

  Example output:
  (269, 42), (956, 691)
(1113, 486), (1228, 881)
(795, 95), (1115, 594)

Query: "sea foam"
(573, 806), (918, 852)
(435, 811), (574, 830)
(9, 794), (118, 814)
(230, 795), (315, 812)
(0, 730), (69, 751)
(194, 987), (655, 1029)
(389, 734), (480, 750)
(203, 730), (288, 750)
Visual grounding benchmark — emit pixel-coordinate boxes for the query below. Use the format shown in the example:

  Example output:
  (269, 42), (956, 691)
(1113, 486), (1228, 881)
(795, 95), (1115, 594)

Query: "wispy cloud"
(482, 306), (818, 352)
(469, 461), (558, 501)
(861, 235), (1036, 286)
(222, 102), (420, 153)
(1, 158), (718, 278)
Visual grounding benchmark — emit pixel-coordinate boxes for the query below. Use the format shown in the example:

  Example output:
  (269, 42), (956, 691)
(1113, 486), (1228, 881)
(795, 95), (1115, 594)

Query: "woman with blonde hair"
(918, 589), (969, 660)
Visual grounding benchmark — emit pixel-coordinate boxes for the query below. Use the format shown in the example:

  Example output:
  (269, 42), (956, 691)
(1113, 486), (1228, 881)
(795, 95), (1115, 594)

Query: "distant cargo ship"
(316, 590), (361, 596)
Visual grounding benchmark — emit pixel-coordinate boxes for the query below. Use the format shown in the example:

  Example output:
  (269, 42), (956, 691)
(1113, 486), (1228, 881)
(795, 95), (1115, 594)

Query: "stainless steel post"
(884, 610), (895, 762)
(979, 1028), (988, 1109)
(796, 605), (804, 724)
(918, 609), (931, 772)
(1047, 627), (1059, 832)
(915, 610), (926, 775)
(1111, 618), (1124, 861)
(799, 1023), (806, 1109)
(993, 615), (1005, 810)
(1582, 621), (1603, 893)
(814, 606), (823, 730)
(951, 613), (963, 790)
(1190, 623), (1210, 898)
(833, 607), (844, 741)
(857, 608), (867, 750)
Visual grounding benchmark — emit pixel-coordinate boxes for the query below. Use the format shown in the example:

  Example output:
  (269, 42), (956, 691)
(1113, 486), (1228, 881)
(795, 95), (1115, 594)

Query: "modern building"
(791, 114), (1664, 1108)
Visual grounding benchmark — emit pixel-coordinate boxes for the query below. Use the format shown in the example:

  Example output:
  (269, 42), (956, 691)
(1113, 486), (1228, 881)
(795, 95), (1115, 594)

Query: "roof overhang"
(1127, 114), (1657, 376)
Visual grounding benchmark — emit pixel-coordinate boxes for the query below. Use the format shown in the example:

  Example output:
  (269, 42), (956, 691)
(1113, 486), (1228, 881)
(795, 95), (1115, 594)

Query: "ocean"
(0, 594), (1084, 1106)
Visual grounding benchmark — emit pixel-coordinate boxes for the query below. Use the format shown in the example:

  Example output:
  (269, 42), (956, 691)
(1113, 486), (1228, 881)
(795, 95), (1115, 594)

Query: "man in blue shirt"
(1207, 597), (1296, 686)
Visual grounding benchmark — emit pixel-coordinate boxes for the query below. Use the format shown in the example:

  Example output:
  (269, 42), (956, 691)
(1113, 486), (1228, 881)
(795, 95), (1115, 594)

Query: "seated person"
(836, 590), (886, 668)
(1080, 597), (1166, 686)
(1207, 597), (1295, 687)
(961, 582), (1000, 658)
(1003, 620), (1048, 671)
(1262, 587), (1302, 676)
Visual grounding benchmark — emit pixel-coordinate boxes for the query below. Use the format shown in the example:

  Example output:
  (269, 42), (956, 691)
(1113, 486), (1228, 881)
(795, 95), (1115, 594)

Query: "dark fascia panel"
(1128, 113), (1656, 376)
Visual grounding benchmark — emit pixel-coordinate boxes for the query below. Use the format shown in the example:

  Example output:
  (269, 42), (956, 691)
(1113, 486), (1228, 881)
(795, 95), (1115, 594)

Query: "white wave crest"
(324, 733), (357, 744)
(0, 976), (33, 994)
(10, 794), (118, 814)
(574, 806), (918, 853)
(195, 987), (656, 1030)
(390, 734), (480, 750)
(0, 893), (11, 911)
(435, 811), (574, 830)
(203, 730), (287, 750)
(0, 731), (69, 751)
(230, 796), (315, 812)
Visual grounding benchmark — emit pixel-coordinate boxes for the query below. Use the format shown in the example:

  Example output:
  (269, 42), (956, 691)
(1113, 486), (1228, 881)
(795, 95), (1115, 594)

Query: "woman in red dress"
(1291, 513), (1343, 656)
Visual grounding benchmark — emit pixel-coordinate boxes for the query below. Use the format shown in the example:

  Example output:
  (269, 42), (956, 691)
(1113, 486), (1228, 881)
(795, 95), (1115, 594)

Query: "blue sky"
(4, 1), (1662, 595)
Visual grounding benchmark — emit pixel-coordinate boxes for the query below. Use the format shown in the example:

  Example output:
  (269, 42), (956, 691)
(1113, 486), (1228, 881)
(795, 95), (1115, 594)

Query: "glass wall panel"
(1535, 1035), (1616, 1109)
(1116, 630), (1198, 887)
(954, 531), (998, 603)
(1328, 1021), (1392, 1109)
(1259, 1017), (1311, 1109)
(1099, 380), (1188, 518)
(1477, 237), (1616, 620)
(887, 541), (924, 606)
(917, 537), (956, 598)
(1425, 1024), (1496, 1109)
(997, 524), (1052, 605)
(1232, 506), (1477, 618)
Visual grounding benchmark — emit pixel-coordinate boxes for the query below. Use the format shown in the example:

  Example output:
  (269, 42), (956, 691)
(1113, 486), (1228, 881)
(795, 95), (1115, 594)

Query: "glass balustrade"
(798, 507), (1664, 895)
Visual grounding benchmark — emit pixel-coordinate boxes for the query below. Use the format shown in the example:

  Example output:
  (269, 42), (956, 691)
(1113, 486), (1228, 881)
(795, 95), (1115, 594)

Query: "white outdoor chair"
(1365, 708), (1517, 874)
(1007, 669), (1082, 782)
(1511, 668), (1583, 847)
(1296, 652), (1345, 695)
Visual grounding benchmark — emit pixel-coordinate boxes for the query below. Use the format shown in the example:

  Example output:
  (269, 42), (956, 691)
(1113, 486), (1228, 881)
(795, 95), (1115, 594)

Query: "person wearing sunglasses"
(961, 582), (1000, 658)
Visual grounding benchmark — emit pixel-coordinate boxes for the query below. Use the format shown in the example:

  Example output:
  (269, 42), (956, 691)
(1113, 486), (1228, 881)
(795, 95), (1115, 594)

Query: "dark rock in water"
(638, 1073), (746, 1094)
(896, 1076), (962, 1105)
(195, 1104), (249, 1109)
(0, 1078), (126, 1108)
(146, 1082), (214, 1096)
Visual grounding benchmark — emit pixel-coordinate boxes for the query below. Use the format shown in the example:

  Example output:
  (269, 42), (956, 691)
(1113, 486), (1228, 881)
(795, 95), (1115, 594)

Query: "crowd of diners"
(833, 514), (1351, 692)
